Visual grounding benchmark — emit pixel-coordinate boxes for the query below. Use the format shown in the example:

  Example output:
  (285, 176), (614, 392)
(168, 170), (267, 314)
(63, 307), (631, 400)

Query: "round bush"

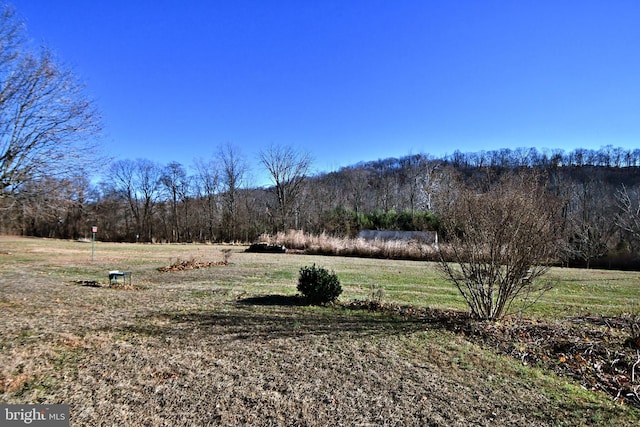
(297, 264), (342, 305)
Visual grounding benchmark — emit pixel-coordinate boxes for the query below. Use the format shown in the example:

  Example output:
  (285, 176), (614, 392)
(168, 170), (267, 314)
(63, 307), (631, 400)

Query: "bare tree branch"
(259, 144), (312, 231)
(0, 6), (101, 197)
(438, 172), (559, 320)
(615, 184), (640, 247)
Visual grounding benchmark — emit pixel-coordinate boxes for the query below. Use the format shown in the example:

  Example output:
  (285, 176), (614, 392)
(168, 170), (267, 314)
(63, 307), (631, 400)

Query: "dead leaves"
(345, 301), (640, 407)
(157, 257), (229, 272)
(465, 315), (640, 407)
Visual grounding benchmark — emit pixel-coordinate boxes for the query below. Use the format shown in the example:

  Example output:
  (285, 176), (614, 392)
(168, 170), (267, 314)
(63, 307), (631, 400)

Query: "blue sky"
(15, 1), (640, 183)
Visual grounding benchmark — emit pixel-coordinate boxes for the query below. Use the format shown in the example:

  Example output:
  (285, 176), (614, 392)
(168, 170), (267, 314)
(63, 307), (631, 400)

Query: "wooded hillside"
(3, 145), (640, 269)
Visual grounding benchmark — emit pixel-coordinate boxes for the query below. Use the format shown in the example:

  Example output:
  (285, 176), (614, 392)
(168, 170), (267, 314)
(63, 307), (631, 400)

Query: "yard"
(1, 236), (639, 426)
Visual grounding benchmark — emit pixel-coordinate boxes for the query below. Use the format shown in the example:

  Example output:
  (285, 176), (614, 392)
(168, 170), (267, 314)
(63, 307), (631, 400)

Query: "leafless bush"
(220, 248), (233, 264)
(438, 172), (559, 320)
(367, 284), (385, 309)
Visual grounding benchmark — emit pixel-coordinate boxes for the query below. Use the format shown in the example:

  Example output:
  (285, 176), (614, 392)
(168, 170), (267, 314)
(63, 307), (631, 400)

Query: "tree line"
(4, 144), (640, 269)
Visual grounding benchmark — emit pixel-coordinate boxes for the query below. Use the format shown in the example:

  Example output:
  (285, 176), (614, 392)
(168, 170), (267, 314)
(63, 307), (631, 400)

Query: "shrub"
(297, 264), (342, 304)
(438, 172), (558, 320)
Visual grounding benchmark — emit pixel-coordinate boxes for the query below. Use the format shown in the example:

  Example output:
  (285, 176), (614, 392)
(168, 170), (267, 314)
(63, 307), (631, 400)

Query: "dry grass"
(264, 230), (439, 260)
(1, 236), (639, 426)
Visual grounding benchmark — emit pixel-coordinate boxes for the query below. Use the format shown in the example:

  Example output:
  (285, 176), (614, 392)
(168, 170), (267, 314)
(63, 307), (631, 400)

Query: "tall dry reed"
(261, 230), (439, 261)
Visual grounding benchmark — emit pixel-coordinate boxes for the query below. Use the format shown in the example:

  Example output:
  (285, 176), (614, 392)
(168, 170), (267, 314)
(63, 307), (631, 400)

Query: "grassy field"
(1, 236), (639, 426)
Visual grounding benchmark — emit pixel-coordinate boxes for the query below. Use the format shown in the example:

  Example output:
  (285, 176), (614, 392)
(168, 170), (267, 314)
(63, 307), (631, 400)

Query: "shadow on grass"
(106, 296), (442, 343)
(237, 294), (308, 306)
(86, 293), (640, 413)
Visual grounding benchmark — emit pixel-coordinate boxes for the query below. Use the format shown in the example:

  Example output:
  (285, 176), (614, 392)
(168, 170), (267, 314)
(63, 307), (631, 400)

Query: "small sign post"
(91, 226), (98, 262)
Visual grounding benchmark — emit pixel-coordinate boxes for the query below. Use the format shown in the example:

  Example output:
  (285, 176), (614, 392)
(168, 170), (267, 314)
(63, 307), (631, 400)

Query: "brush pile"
(466, 314), (640, 407)
(157, 257), (228, 272)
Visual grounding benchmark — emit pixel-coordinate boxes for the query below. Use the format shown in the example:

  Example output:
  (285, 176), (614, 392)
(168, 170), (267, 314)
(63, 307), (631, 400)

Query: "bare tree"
(615, 184), (640, 249)
(343, 167), (372, 221)
(106, 159), (137, 239)
(561, 178), (615, 268)
(562, 222), (609, 269)
(108, 159), (161, 242)
(218, 143), (249, 241)
(0, 171), (92, 237)
(372, 162), (399, 212)
(399, 154), (440, 215)
(0, 6), (101, 197)
(192, 157), (220, 242)
(259, 144), (312, 232)
(438, 172), (558, 320)
(160, 161), (190, 242)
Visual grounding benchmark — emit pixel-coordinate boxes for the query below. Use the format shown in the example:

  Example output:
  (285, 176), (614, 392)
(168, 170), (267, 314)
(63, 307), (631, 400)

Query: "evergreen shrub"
(297, 264), (342, 304)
